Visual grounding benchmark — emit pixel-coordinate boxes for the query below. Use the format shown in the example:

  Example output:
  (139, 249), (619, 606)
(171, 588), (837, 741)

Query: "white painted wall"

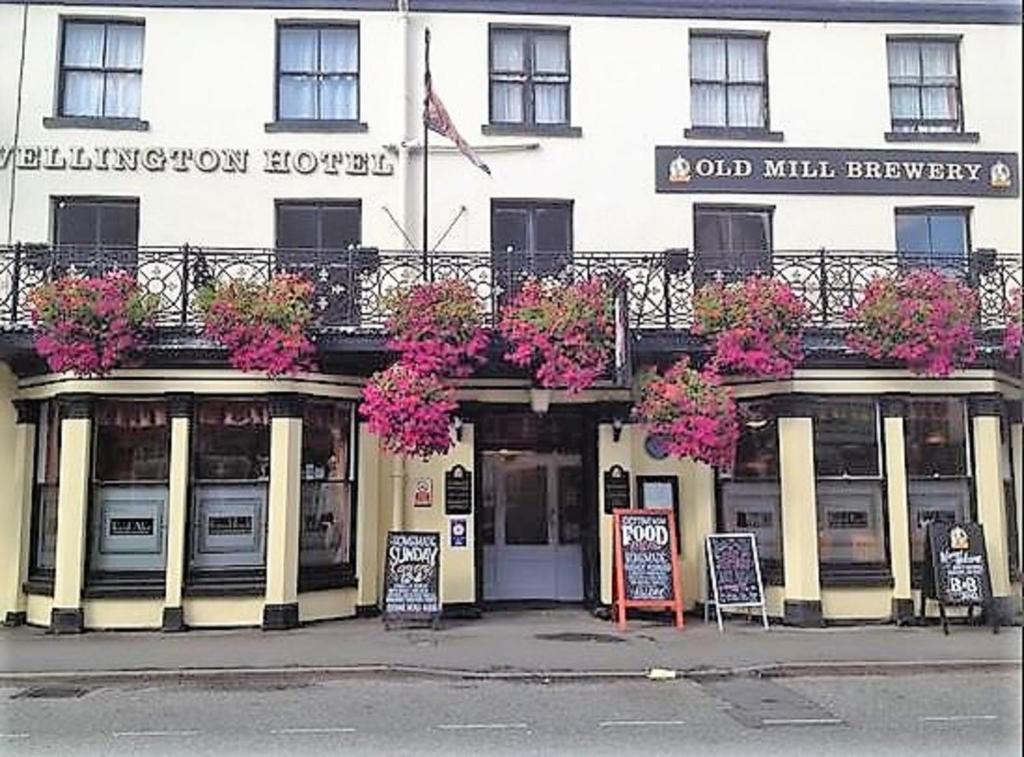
(0, 4), (1020, 254)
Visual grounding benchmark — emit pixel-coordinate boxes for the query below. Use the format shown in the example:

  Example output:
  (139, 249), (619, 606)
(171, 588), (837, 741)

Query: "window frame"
(51, 195), (140, 250)
(692, 203), (775, 283)
(57, 17), (145, 120)
(688, 29), (770, 131)
(894, 206), (972, 267)
(886, 34), (965, 135)
(274, 21), (361, 123)
(487, 24), (571, 128)
(274, 198), (363, 252)
(26, 400), (61, 591)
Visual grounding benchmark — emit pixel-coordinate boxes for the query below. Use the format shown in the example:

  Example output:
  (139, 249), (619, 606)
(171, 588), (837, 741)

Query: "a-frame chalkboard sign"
(612, 509), (684, 631)
(920, 521), (998, 635)
(705, 533), (769, 632)
(382, 531), (442, 630)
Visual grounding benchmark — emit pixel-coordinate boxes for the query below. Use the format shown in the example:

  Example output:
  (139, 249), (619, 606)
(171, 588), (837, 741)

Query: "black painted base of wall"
(988, 596), (1017, 626)
(262, 602), (300, 631)
(892, 598), (915, 626)
(161, 606), (187, 633)
(3, 611), (27, 627)
(442, 602), (482, 620)
(355, 604), (381, 618)
(50, 607), (84, 634)
(783, 599), (824, 627)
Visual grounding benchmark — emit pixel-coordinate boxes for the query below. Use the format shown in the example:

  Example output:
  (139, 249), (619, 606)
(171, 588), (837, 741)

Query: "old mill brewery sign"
(383, 531), (441, 629)
(655, 146), (1019, 197)
(613, 509), (684, 630)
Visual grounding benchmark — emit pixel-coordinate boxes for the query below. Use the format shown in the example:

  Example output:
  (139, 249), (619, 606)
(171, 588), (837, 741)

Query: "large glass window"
(89, 400), (169, 579)
(489, 27), (570, 126)
(694, 205), (772, 284)
(905, 399), (972, 575)
(300, 400), (356, 588)
(720, 402), (782, 577)
(814, 401), (888, 570)
(895, 208), (969, 269)
(277, 24), (359, 121)
(59, 20), (144, 119)
(1001, 414), (1019, 580)
(491, 200), (572, 284)
(887, 38), (962, 133)
(690, 33), (767, 129)
(29, 401), (61, 583)
(189, 400), (270, 579)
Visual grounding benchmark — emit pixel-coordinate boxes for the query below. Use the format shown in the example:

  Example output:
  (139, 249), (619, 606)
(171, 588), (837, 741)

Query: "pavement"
(1, 608), (1021, 683)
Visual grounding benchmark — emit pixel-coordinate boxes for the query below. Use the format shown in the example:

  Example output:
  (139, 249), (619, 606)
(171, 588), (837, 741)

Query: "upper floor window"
(895, 208), (969, 267)
(489, 27), (570, 126)
(887, 38), (962, 134)
(53, 197), (139, 250)
(277, 24), (359, 121)
(276, 200), (361, 251)
(690, 33), (767, 129)
(693, 205), (772, 283)
(59, 20), (144, 119)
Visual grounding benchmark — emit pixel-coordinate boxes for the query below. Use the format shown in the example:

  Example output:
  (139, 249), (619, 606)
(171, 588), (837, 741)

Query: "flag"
(424, 80), (491, 175)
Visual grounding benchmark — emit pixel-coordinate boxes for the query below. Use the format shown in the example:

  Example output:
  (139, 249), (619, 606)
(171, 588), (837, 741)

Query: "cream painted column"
(881, 396), (914, 624)
(597, 422), (633, 607)
(684, 459), (716, 607)
(969, 395), (1012, 619)
(2, 400), (37, 626)
(263, 394), (303, 631)
(777, 402), (823, 627)
(391, 455), (406, 531)
(162, 395), (192, 632)
(355, 422), (381, 610)
(51, 395), (93, 634)
(1012, 407), (1022, 582)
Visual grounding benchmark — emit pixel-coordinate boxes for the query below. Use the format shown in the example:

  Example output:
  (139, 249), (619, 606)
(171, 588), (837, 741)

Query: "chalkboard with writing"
(612, 509), (683, 629)
(706, 533), (769, 631)
(923, 521), (997, 634)
(383, 531), (441, 628)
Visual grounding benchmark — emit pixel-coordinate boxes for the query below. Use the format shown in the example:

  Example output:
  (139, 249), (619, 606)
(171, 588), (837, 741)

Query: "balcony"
(0, 244), (1018, 343)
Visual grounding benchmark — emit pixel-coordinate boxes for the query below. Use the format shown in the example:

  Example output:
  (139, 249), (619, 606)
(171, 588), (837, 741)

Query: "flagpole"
(422, 27), (430, 275)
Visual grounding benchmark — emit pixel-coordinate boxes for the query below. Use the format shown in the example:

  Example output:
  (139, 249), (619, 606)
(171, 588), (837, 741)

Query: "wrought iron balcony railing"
(0, 244), (1019, 334)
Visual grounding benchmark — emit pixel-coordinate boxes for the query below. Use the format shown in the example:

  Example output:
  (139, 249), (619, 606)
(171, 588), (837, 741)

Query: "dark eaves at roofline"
(0, 1), (1020, 25)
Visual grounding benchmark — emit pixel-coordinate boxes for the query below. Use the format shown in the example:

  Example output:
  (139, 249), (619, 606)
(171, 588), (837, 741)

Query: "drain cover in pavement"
(11, 686), (88, 699)
(699, 678), (842, 728)
(534, 632), (625, 643)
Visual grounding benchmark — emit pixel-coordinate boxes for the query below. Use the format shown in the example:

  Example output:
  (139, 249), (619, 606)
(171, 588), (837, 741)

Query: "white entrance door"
(482, 451), (584, 602)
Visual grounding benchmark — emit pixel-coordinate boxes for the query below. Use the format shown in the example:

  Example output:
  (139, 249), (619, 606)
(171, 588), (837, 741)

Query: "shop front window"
(189, 400), (270, 583)
(813, 400), (888, 577)
(905, 398), (972, 581)
(719, 401), (782, 581)
(29, 401), (61, 584)
(299, 400), (356, 590)
(89, 400), (170, 582)
(1001, 414), (1019, 580)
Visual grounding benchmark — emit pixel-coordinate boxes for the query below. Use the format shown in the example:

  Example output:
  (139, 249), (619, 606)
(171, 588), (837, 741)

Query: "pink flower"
(1004, 288), (1022, 361)
(360, 363), (458, 458)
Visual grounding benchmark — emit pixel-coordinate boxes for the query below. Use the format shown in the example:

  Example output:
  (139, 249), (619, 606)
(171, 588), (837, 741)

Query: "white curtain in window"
(321, 76), (358, 119)
(491, 82), (523, 122)
(921, 86), (957, 120)
(887, 42), (920, 82)
(63, 71), (104, 116)
(890, 86), (920, 120)
(280, 28), (317, 72)
(690, 37), (725, 80)
(492, 32), (524, 71)
(534, 34), (567, 73)
(920, 42), (956, 81)
(320, 28), (358, 73)
(279, 75), (317, 118)
(104, 72), (141, 117)
(728, 84), (764, 127)
(534, 83), (566, 124)
(691, 83), (726, 126)
(726, 38), (764, 82)
(105, 25), (143, 69)
(63, 23), (104, 67)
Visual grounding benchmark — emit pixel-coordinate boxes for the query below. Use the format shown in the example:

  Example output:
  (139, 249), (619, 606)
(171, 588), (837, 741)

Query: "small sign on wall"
(413, 478), (433, 508)
(450, 518), (468, 548)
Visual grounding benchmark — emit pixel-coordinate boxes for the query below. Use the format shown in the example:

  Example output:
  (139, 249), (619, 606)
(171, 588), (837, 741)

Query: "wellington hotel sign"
(0, 144), (394, 176)
(655, 146), (1019, 197)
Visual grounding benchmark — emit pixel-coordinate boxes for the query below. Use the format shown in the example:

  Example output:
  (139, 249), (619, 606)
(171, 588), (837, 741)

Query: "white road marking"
(270, 727), (357, 735)
(761, 718), (843, 726)
(920, 715), (998, 723)
(435, 723), (529, 731)
(0, 734), (30, 739)
(599, 720), (687, 727)
(112, 730), (201, 738)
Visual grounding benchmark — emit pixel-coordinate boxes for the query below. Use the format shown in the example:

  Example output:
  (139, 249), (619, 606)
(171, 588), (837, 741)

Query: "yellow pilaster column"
(969, 395), (1012, 618)
(777, 406), (823, 626)
(597, 422), (633, 607)
(1012, 410), (1022, 581)
(263, 394), (303, 631)
(881, 396), (913, 623)
(162, 395), (191, 632)
(1, 400), (37, 626)
(391, 455), (406, 531)
(684, 459), (716, 607)
(356, 422), (381, 610)
(51, 395), (93, 634)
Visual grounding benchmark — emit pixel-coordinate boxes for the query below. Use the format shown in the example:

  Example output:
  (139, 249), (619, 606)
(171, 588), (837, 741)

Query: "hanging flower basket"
(633, 359), (739, 469)
(360, 363), (459, 458)
(498, 277), (616, 395)
(1004, 287), (1022, 361)
(845, 269), (978, 377)
(28, 270), (158, 377)
(197, 272), (316, 376)
(693, 275), (808, 379)
(384, 278), (490, 377)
